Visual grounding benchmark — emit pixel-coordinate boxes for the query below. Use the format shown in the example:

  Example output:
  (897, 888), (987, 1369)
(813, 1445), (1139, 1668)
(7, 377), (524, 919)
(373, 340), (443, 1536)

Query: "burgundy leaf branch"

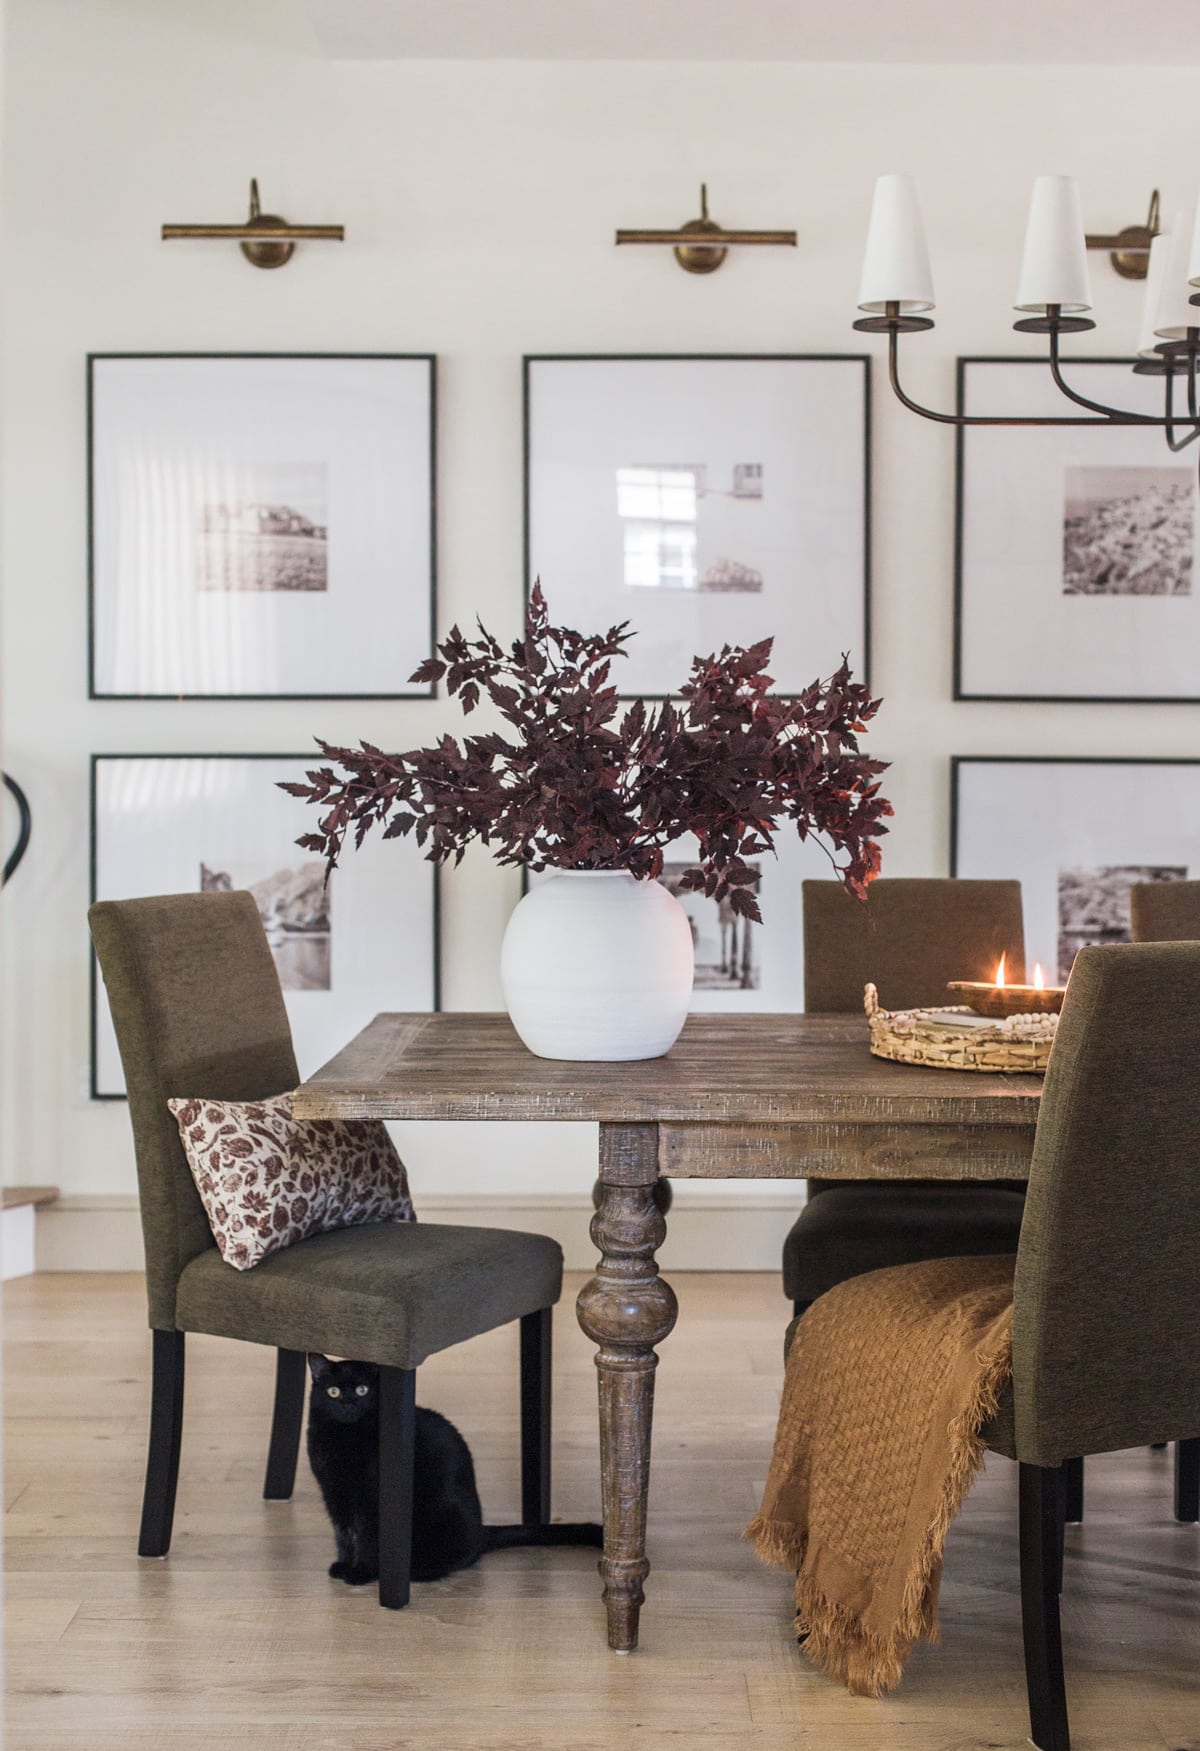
(280, 582), (892, 923)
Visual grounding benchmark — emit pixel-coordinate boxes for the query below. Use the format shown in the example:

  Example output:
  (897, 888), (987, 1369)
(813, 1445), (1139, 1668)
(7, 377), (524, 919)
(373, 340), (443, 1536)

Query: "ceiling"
(298, 0), (1199, 63)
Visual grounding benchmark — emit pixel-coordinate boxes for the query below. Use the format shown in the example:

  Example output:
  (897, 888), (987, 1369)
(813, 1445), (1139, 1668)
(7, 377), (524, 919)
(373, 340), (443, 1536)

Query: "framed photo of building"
(91, 755), (439, 1098)
(951, 756), (1200, 983)
(526, 827), (844, 1012)
(524, 355), (870, 697)
(88, 354), (436, 698)
(955, 358), (1200, 702)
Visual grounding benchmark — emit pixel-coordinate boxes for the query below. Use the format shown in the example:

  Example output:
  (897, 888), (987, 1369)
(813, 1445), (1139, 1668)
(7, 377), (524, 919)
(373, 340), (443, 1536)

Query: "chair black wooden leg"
(138, 1329), (185, 1559)
(1019, 1463), (1071, 1751)
(263, 1348), (307, 1501)
(1175, 1437), (1200, 1523)
(520, 1307), (553, 1527)
(1053, 1465), (1066, 1595)
(1062, 1455), (1084, 1524)
(377, 1366), (416, 1609)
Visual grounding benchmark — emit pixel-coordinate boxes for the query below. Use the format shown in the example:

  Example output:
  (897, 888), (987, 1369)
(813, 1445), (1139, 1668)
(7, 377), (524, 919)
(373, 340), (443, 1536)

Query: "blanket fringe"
(748, 1317), (1013, 1699)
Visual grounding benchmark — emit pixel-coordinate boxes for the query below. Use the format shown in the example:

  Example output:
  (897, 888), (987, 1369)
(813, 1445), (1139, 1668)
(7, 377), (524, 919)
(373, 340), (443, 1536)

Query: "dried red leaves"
(282, 584), (891, 922)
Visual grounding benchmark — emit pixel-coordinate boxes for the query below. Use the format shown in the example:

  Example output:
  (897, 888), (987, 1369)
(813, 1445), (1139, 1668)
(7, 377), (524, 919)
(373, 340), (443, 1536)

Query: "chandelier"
(852, 176), (1200, 462)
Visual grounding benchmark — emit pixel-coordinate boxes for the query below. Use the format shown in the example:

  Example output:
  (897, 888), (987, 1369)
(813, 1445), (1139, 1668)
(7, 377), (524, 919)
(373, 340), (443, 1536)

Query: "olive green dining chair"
(784, 879), (1029, 1314)
(89, 891), (566, 1610)
(1129, 877), (1200, 1521)
(786, 942), (1200, 1751)
(786, 880), (1083, 1517)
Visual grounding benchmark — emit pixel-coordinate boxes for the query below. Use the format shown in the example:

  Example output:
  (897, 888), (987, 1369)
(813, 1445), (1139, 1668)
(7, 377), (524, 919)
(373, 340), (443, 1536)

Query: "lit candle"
(994, 953), (1007, 988)
(1154, 205), (1199, 340)
(1014, 175), (1092, 315)
(1033, 963), (1045, 989)
(857, 174), (936, 315)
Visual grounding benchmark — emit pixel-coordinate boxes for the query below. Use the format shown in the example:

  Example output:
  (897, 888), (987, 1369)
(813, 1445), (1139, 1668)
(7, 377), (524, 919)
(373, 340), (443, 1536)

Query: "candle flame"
(994, 953), (1006, 988)
(1033, 963), (1045, 989)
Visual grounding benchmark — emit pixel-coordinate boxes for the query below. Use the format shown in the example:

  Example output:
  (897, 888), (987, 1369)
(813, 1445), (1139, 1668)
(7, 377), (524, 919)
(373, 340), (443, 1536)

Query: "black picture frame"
(87, 352), (438, 701)
(89, 753), (441, 1100)
(523, 353), (871, 699)
(954, 355), (1199, 704)
(950, 754), (1200, 983)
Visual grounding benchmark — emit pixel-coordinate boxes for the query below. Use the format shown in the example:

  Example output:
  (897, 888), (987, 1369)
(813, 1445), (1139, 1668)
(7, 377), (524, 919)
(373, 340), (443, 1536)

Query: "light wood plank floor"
(4, 1272), (1198, 1750)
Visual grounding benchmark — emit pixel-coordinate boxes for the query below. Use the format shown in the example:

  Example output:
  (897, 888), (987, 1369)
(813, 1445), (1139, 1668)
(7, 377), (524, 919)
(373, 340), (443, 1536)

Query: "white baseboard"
(34, 1193), (801, 1274)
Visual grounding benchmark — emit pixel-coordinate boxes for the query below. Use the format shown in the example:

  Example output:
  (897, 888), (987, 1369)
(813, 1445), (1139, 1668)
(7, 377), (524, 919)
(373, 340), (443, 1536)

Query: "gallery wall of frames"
(5, 1), (1200, 1227)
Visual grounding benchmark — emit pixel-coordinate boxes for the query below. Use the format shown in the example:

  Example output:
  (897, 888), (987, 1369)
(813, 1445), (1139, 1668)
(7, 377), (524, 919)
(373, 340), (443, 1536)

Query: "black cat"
(306, 1355), (603, 1585)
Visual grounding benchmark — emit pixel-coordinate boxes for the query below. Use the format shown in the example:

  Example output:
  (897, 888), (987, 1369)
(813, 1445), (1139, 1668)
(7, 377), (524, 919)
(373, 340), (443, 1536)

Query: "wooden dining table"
(293, 1010), (1044, 1653)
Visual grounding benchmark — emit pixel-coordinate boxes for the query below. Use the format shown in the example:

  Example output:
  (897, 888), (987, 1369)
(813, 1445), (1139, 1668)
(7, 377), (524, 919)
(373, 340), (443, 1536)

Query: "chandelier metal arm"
(886, 328), (1121, 428)
(1046, 330), (1168, 424)
(1164, 369), (1200, 450)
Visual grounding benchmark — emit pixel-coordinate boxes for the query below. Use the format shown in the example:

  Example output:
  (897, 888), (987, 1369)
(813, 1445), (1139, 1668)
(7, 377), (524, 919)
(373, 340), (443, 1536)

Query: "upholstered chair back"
(1011, 942), (1200, 1465)
(89, 892), (299, 1328)
(1130, 878), (1200, 943)
(802, 877), (1026, 1012)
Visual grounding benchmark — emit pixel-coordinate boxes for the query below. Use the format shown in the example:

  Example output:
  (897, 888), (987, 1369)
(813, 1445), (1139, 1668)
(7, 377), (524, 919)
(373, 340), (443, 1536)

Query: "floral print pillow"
(167, 1091), (416, 1271)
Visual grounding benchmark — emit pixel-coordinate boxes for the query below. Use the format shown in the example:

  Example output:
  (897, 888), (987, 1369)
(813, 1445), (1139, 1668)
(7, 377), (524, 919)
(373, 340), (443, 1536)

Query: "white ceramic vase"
(500, 870), (695, 1062)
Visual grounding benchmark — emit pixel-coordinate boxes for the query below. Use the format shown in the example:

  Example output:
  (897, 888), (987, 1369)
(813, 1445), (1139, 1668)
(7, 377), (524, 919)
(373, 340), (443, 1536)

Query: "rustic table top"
(293, 1012), (1044, 1127)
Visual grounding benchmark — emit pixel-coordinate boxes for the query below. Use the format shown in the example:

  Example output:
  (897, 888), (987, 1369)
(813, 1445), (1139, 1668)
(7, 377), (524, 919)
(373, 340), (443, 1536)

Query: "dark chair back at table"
(802, 876), (1026, 1013)
(1130, 878), (1200, 944)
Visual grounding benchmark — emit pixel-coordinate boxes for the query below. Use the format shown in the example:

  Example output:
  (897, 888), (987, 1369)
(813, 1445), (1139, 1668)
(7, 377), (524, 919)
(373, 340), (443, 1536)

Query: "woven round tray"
(864, 982), (1056, 1074)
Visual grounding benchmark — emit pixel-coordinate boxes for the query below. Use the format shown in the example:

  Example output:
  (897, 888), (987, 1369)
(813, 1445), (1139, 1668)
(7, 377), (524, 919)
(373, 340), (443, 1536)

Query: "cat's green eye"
(327, 1386), (341, 1399)
(355, 1384), (369, 1397)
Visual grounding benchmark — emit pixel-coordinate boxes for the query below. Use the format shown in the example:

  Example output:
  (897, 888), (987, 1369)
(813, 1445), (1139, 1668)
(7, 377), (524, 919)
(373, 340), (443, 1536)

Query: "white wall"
(3, 1), (1199, 1252)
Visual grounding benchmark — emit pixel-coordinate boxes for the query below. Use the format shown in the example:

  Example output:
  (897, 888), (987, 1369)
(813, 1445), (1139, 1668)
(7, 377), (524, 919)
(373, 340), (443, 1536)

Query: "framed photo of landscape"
(955, 358), (1200, 702)
(951, 756), (1200, 983)
(88, 354), (436, 699)
(526, 829), (844, 1012)
(90, 755), (439, 1098)
(524, 355), (870, 697)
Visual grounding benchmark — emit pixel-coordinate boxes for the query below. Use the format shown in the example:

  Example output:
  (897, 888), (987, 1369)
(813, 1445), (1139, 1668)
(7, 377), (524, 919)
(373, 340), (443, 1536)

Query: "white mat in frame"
(90, 754), (439, 1099)
(956, 358), (1200, 702)
(524, 354), (870, 698)
(89, 354), (436, 699)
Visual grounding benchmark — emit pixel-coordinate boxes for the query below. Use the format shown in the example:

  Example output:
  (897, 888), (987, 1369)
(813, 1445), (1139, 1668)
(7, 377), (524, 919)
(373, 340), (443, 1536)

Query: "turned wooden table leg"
(576, 1121), (678, 1653)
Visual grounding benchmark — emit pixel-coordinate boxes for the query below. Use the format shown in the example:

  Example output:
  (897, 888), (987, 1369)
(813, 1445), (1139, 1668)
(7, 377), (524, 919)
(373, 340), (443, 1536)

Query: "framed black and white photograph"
(90, 755), (439, 1098)
(527, 828), (841, 1012)
(524, 355), (870, 697)
(951, 757), (1200, 983)
(88, 354), (436, 699)
(955, 358), (1200, 702)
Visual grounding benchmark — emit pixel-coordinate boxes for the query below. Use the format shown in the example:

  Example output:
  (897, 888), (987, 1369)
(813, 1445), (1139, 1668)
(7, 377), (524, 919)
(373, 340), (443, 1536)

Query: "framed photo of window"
(90, 755), (439, 1098)
(88, 353), (436, 699)
(524, 355), (870, 698)
(955, 357), (1200, 702)
(951, 756), (1200, 982)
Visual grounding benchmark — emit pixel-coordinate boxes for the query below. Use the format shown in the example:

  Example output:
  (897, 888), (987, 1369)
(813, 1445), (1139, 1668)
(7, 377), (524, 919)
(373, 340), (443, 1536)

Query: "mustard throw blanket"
(746, 1253), (1016, 1697)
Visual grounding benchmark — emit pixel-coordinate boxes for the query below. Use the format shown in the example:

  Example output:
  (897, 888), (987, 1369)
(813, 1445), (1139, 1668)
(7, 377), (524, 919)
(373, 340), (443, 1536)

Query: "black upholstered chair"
(90, 891), (566, 1609)
(784, 878), (1029, 1318)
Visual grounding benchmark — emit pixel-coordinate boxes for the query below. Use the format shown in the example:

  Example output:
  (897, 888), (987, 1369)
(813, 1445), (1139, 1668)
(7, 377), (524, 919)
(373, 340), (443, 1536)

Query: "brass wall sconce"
(161, 178), (345, 270)
(616, 183), (796, 275)
(1085, 189), (1161, 281)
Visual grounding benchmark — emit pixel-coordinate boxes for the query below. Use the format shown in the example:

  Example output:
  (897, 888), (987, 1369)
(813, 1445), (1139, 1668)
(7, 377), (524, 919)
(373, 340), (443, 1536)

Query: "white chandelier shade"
(1188, 201), (1200, 290)
(1137, 227), (1176, 359)
(856, 174), (935, 315)
(1014, 175), (1092, 315)
(1152, 209), (1197, 342)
